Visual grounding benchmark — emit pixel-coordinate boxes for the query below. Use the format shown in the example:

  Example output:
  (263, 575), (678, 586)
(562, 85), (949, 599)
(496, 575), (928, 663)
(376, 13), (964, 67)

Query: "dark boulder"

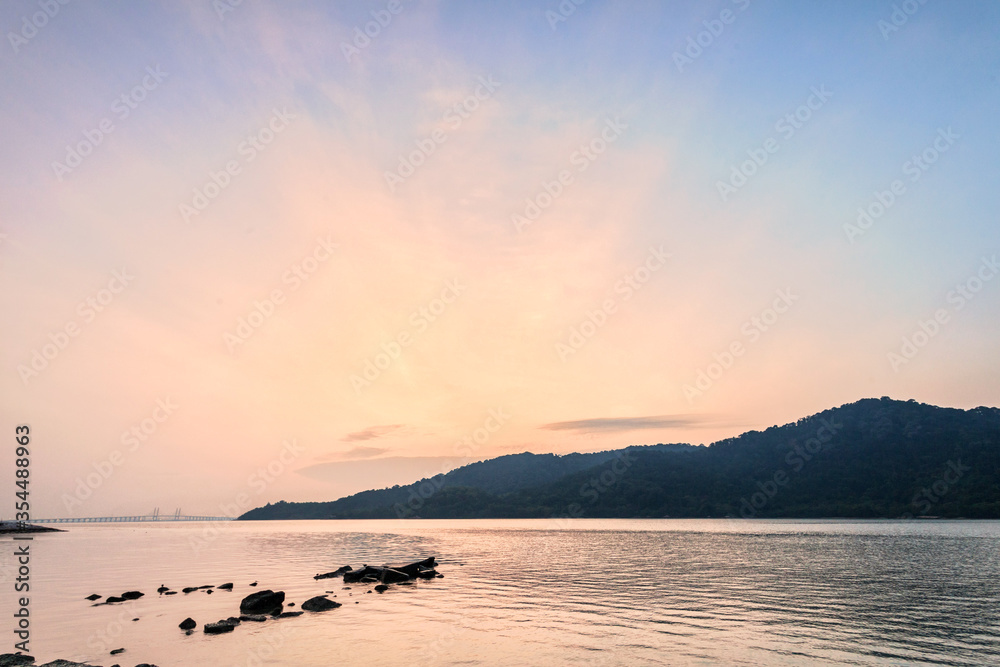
(240, 590), (285, 614)
(217, 583), (233, 590)
(84, 594), (101, 601)
(182, 587), (198, 594)
(239, 614), (267, 622)
(381, 568), (411, 584)
(110, 648), (124, 655)
(179, 618), (196, 630)
(343, 565), (382, 583)
(278, 611), (303, 618)
(374, 584), (389, 593)
(390, 557), (437, 578)
(164, 591), (178, 595)
(301, 596), (341, 612)
(204, 621), (236, 634)
(121, 591), (143, 600)
(105, 596), (125, 604)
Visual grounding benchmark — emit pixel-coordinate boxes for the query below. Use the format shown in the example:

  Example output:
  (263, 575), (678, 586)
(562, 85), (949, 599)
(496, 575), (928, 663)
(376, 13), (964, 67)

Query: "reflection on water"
(3, 519), (998, 666)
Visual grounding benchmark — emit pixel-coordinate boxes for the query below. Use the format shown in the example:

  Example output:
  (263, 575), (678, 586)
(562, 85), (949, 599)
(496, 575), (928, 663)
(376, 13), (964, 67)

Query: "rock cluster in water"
(19, 556), (442, 665)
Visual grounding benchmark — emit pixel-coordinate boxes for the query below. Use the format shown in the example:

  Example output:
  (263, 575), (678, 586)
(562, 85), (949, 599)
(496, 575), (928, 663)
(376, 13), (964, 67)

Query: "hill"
(239, 398), (1000, 520)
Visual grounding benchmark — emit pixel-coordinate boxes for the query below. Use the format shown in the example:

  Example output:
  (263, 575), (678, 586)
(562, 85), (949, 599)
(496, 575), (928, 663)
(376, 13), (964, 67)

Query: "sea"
(2, 519), (999, 666)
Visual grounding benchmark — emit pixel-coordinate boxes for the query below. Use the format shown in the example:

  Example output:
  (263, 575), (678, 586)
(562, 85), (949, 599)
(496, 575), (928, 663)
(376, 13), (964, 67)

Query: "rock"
(204, 621), (236, 634)
(374, 584), (389, 593)
(0, 654), (35, 666)
(314, 565), (352, 579)
(206, 590), (213, 594)
(277, 611), (303, 618)
(110, 647), (124, 654)
(287, 602), (295, 606)
(436, 574), (444, 578)
(239, 614), (267, 622)
(249, 581), (258, 586)
(165, 591), (178, 595)
(84, 594), (101, 601)
(105, 596), (125, 604)
(132, 618), (139, 621)
(225, 616), (242, 625)
(381, 568), (411, 584)
(240, 590), (285, 615)
(394, 557), (438, 577)
(157, 585), (169, 593)
(39, 661), (99, 666)
(217, 583), (233, 590)
(179, 618), (196, 630)
(120, 591), (143, 600)
(416, 569), (438, 579)
(343, 565), (382, 583)
(301, 596), (341, 612)
(182, 587), (198, 594)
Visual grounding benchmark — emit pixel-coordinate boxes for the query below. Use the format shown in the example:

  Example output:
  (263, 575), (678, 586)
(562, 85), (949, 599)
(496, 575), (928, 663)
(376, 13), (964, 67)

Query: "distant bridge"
(31, 507), (235, 524)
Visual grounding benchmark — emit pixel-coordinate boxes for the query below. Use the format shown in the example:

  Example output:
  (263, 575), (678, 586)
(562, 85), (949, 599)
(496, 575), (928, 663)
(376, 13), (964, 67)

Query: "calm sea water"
(2, 519), (999, 666)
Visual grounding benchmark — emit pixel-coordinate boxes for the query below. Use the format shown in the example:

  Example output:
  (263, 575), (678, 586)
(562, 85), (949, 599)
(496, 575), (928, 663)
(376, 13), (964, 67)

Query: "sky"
(1, 0), (998, 519)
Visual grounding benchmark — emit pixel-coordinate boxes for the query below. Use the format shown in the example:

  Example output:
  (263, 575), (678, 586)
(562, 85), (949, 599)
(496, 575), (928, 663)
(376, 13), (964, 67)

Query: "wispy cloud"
(539, 415), (708, 433)
(342, 425), (403, 442)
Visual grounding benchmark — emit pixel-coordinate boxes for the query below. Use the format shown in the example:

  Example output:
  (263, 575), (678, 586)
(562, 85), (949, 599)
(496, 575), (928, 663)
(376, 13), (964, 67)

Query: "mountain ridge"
(239, 398), (1000, 520)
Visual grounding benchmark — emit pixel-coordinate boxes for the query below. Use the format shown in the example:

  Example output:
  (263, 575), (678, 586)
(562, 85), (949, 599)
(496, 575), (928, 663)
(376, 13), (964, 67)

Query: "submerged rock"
(217, 582), (234, 590)
(179, 618), (196, 630)
(301, 595), (341, 612)
(240, 590), (285, 614)
(110, 647), (124, 655)
(374, 584), (389, 593)
(239, 614), (268, 622)
(121, 591), (143, 600)
(204, 620), (236, 634)
(104, 596), (125, 604)
(314, 565), (352, 580)
(278, 611), (303, 618)
(84, 594), (101, 601)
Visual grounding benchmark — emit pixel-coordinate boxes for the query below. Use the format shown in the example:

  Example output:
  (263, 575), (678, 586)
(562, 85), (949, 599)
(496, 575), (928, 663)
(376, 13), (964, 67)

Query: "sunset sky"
(2, 0), (998, 518)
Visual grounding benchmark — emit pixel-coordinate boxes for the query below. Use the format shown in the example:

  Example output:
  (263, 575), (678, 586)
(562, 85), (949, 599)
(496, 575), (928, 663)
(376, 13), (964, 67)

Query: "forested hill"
(239, 399), (1000, 520)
